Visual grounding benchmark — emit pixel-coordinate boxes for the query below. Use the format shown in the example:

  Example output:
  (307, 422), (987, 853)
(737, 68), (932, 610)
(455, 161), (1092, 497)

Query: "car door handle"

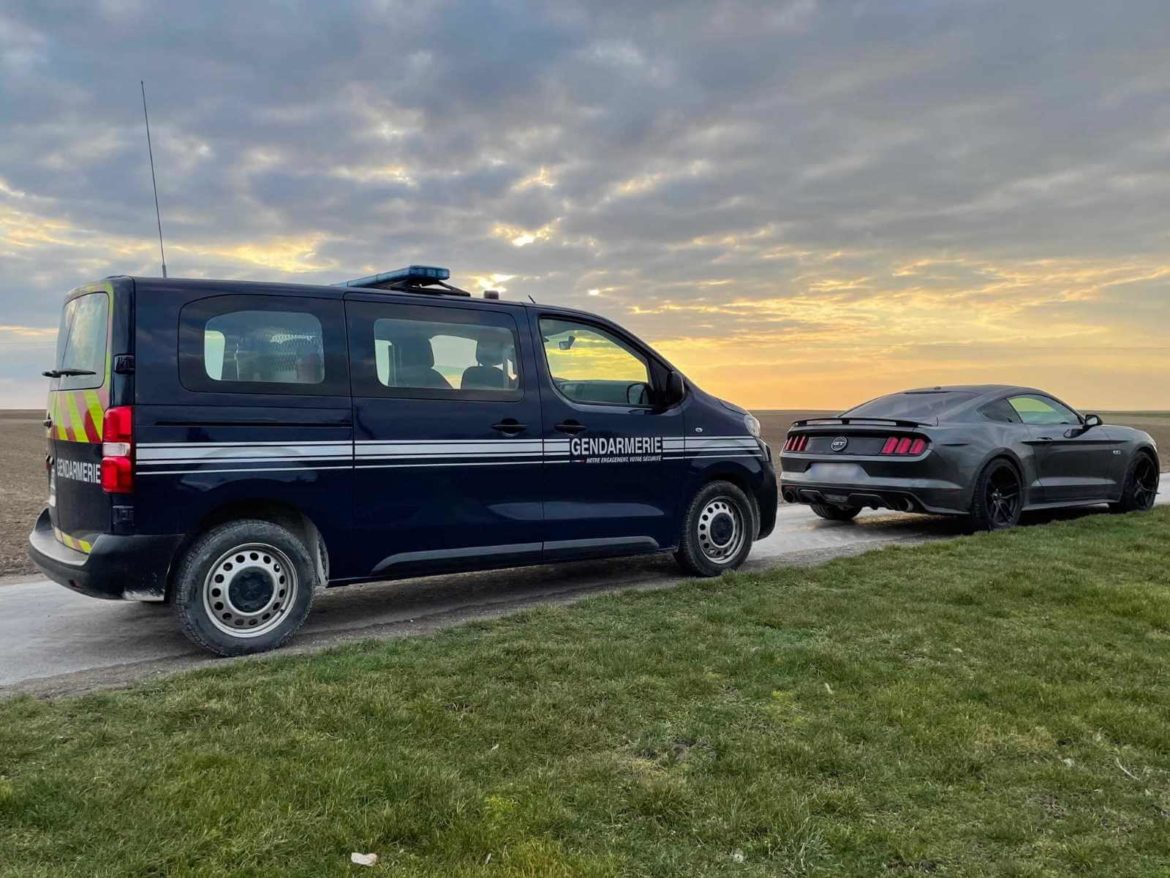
(555, 420), (587, 435)
(491, 420), (527, 436)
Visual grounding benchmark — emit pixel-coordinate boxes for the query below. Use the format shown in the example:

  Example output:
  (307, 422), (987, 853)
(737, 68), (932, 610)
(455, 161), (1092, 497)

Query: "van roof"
(101, 275), (616, 323)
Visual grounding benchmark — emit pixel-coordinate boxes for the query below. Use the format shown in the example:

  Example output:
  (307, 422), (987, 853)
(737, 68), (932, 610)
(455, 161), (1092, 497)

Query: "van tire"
(675, 481), (755, 577)
(172, 519), (316, 657)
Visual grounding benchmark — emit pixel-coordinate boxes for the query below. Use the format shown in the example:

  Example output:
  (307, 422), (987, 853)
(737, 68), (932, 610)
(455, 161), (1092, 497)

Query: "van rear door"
(45, 286), (114, 553)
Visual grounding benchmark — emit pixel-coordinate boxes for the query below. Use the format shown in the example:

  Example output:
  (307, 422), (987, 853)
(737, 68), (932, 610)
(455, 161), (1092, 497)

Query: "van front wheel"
(173, 519), (316, 657)
(675, 481), (755, 577)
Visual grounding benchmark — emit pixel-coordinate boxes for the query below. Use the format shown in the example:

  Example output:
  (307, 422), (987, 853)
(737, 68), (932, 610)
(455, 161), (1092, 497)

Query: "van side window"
(179, 295), (347, 396)
(373, 318), (518, 393)
(347, 301), (523, 401)
(540, 318), (651, 406)
(204, 311), (324, 385)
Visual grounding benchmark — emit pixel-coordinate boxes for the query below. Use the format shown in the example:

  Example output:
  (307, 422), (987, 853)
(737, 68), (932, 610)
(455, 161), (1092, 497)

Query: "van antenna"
(528, 294), (536, 303)
(140, 80), (168, 278)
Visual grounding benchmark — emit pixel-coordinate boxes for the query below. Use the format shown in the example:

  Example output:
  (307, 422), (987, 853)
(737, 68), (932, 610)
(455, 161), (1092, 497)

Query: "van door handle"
(492, 420), (527, 436)
(555, 420), (587, 434)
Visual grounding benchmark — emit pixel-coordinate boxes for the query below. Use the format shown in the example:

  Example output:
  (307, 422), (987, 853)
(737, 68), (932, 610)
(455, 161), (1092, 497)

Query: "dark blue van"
(29, 268), (777, 655)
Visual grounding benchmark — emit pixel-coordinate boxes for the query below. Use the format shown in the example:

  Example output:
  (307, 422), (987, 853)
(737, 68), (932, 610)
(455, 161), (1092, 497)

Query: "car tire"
(809, 503), (861, 522)
(1110, 453), (1160, 514)
(172, 518), (316, 657)
(969, 458), (1023, 531)
(675, 481), (755, 577)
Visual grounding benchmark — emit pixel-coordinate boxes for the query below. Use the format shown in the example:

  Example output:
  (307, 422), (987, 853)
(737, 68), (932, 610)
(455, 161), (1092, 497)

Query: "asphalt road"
(2, 490), (1166, 697)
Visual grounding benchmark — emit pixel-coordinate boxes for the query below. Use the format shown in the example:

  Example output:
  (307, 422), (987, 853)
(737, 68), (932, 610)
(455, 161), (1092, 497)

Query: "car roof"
(900, 384), (1048, 399)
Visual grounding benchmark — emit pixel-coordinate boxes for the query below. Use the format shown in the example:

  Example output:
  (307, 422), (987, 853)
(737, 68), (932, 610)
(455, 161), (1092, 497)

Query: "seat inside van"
(461, 337), (508, 390)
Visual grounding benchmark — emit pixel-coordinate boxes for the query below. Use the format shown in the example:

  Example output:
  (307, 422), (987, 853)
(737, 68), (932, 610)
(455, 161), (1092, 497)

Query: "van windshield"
(842, 391), (977, 423)
(55, 293), (109, 390)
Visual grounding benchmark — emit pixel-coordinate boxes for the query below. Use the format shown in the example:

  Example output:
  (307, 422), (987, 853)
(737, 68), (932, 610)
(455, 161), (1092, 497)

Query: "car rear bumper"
(27, 508), (183, 601)
(779, 464), (967, 515)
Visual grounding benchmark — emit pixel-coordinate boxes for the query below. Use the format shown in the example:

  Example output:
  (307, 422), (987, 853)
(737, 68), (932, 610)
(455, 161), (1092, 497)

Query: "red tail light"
(879, 434), (929, 456)
(101, 406), (134, 493)
(783, 434), (809, 452)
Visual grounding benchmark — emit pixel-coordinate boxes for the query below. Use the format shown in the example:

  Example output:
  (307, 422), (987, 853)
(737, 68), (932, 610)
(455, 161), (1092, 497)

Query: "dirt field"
(0, 411), (47, 576)
(1, 408), (1166, 577)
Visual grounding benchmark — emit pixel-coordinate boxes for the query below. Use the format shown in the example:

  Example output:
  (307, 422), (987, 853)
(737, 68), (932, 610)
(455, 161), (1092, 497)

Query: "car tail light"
(783, 434), (809, 452)
(101, 406), (134, 493)
(879, 434), (929, 456)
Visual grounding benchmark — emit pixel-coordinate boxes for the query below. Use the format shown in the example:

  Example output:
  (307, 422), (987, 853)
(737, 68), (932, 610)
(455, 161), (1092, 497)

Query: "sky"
(2, 0), (1169, 411)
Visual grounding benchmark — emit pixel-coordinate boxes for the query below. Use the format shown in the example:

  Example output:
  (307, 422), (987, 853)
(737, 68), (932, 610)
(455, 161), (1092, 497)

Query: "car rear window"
(55, 292), (108, 391)
(843, 391), (977, 422)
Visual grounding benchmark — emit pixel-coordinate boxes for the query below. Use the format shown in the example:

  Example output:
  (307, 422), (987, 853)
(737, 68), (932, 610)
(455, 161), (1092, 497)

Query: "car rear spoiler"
(790, 417), (933, 429)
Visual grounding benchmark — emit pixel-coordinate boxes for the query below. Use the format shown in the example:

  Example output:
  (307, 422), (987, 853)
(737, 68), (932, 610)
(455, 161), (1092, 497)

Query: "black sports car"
(779, 385), (1160, 530)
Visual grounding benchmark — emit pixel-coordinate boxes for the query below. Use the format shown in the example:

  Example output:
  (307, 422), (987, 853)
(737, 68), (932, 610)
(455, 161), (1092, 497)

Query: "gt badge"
(830, 436), (849, 452)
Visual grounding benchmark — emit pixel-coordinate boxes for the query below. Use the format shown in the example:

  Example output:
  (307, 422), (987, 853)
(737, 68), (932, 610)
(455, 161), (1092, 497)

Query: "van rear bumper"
(27, 509), (182, 601)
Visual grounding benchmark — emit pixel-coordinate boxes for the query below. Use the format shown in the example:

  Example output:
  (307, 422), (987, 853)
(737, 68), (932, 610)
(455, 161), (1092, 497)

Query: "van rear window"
(203, 311), (324, 385)
(55, 293), (108, 390)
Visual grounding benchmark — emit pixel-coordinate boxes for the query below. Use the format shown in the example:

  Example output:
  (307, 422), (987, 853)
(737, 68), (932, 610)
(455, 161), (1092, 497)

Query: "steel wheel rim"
(987, 467), (1021, 528)
(1133, 457), (1159, 509)
(697, 497), (745, 564)
(202, 543), (298, 638)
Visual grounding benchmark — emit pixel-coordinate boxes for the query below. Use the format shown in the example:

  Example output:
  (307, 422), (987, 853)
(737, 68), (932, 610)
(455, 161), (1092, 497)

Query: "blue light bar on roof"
(336, 265), (450, 289)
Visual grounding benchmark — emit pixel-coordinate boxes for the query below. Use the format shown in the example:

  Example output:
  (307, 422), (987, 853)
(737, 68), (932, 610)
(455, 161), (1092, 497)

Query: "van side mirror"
(1082, 413), (1102, 430)
(661, 370), (686, 407)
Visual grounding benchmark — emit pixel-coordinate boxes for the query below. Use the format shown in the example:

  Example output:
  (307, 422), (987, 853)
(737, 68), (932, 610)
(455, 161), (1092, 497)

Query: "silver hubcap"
(697, 498), (745, 564)
(202, 543), (297, 638)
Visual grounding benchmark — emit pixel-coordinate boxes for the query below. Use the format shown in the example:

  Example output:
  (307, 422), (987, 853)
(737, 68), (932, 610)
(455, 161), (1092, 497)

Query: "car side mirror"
(1082, 413), (1102, 430)
(660, 370), (686, 408)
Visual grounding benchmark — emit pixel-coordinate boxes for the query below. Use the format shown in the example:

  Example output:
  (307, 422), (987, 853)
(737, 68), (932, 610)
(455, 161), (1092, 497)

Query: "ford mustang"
(779, 385), (1160, 529)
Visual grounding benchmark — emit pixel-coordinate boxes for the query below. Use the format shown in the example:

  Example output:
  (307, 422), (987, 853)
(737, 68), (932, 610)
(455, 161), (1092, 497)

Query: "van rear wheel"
(173, 519), (316, 656)
(675, 481), (754, 577)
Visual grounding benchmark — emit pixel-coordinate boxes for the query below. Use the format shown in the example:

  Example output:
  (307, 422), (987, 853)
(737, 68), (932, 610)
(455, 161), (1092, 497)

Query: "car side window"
(1008, 395), (1080, 426)
(539, 318), (652, 406)
(347, 301), (524, 401)
(979, 399), (1022, 424)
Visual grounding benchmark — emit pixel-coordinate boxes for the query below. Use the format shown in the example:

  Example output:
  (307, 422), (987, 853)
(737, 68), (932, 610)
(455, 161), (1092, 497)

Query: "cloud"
(0, 0), (1168, 409)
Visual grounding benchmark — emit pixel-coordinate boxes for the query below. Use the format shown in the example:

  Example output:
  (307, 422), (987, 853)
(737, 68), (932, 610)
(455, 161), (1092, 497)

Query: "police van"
(29, 267), (777, 656)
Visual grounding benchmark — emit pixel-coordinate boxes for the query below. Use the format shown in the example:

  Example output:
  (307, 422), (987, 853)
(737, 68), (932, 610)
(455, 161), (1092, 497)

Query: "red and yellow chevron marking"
(53, 525), (93, 554)
(49, 390), (106, 443)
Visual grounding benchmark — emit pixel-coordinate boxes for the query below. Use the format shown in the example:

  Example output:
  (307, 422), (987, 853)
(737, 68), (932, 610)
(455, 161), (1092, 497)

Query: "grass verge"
(2, 510), (1170, 876)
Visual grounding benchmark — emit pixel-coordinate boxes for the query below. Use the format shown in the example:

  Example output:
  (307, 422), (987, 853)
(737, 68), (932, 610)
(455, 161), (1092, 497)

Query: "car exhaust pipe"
(782, 489), (798, 504)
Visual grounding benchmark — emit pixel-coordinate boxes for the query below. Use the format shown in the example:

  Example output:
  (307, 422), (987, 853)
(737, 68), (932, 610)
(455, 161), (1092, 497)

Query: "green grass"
(3, 512), (1170, 877)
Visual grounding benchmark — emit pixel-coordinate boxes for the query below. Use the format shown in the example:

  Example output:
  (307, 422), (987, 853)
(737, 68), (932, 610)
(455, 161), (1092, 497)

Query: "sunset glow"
(2, 2), (1168, 410)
